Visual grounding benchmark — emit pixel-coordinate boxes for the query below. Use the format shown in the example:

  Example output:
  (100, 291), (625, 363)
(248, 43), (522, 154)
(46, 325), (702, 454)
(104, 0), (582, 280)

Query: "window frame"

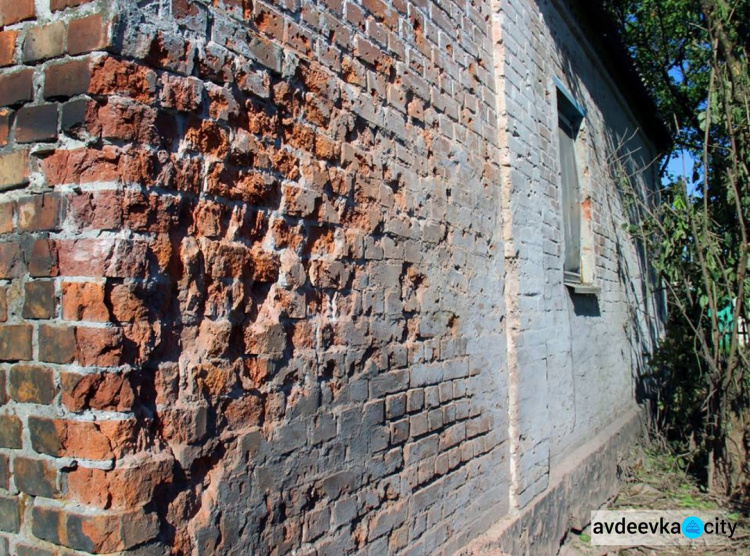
(554, 78), (598, 294)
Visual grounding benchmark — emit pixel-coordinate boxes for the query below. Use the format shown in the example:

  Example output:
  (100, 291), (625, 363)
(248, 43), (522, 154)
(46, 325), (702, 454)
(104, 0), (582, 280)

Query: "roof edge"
(562, 0), (672, 153)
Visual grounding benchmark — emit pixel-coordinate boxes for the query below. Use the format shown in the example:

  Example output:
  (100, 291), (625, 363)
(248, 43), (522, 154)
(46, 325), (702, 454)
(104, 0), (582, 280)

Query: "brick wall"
(494, 0), (663, 512)
(0, 0), (664, 553)
(0, 0), (514, 554)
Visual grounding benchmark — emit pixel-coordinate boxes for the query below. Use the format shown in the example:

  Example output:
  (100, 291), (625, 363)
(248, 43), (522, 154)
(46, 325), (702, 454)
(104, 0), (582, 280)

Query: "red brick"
(0, 415), (21, 448)
(97, 97), (158, 144)
(68, 12), (110, 55)
(29, 417), (137, 460)
(172, 0), (209, 33)
(9, 364), (55, 404)
(154, 362), (178, 405)
(61, 281), (108, 321)
(0, 150), (29, 191)
(0, 201), (12, 233)
(27, 417), (61, 456)
(60, 97), (91, 133)
(212, 0), (252, 20)
(23, 281), (56, 319)
(320, 0), (343, 15)
(15, 103), (58, 143)
(17, 543), (59, 556)
(108, 283), (149, 322)
(76, 326), (123, 366)
(145, 30), (194, 75)
(121, 189), (185, 234)
(295, 62), (332, 94)
(0, 455), (9, 489)
(32, 503), (159, 553)
(0, 242), (24, 278)
(50, 0), (90, 10)
(67, 453), (172, 509)
(225, 393), (265, 428)
(0, 68), (33, 107)
(0, 325), (31, 361)
(282, 122), (315, 151)
(205, 82), (239, 122)
(362, 0), (394, 23)
(44, 58), (91, 99)
(42, 147), (120, 185)
(118, 150), (158, 187)
(61, 370), (133, 412)
(17, 193), (61, 231)
(0, 31), (17, 67)
(57, 238), (111, 276)
(315, 134), (339, 161)
(284, 20), (314, 57)
(0, 0), (34, 26)
(254, 5), (284, 40)
(28, 239), (59, 277)
(158, 73), (204, 112)
(30, 417), (97, 458)
(89, 57), (156, 103)
(0, 109), (10, 146)
(354, 35), (387, 70)
(0, 493), (21, 532)
(0, 287), (6, 322)
(160, 406), (209, 444)
(38, 324), (76, 364)
(13, 456), (58, 498)
(64, 190), (121, 232)
(281, 184), (319, 217)
(184, 119), (229, 157)
(22, 22), (65, 63)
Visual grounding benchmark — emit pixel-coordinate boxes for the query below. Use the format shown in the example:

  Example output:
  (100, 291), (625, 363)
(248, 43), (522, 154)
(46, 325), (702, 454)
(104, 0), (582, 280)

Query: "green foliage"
(674, 483), (719, 509)
(607, 0), (710, 149)
(606, 0), (750, 494)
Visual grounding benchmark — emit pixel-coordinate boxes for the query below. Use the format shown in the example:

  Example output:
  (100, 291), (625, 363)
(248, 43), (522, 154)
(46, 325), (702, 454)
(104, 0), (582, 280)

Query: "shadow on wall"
(570, 293), (600, 317)
(605, 130), (666, 406)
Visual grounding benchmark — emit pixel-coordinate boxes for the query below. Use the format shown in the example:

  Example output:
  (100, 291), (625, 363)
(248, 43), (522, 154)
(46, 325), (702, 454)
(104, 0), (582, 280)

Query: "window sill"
(564, 281), (600, 295)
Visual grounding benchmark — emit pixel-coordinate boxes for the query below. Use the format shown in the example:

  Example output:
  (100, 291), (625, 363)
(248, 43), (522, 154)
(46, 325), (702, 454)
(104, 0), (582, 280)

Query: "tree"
(605, 0), (750, 495)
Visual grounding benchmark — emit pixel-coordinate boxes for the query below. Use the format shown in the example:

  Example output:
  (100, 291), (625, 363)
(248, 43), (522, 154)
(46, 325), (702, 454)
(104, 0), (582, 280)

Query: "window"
(556, 81), (586, 286)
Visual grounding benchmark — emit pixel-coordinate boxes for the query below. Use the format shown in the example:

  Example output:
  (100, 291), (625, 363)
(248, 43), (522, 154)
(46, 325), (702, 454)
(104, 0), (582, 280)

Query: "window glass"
(559, 112), (581, 279)
(556, 87), (584, 283)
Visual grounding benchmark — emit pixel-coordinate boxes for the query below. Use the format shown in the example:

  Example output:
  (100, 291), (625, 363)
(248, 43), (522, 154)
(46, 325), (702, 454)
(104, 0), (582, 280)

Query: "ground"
(558, 441), (750, 556)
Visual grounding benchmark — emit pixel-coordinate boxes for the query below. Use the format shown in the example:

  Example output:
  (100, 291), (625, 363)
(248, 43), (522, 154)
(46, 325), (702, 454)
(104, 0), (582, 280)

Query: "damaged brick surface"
(0, 0), (662, 554)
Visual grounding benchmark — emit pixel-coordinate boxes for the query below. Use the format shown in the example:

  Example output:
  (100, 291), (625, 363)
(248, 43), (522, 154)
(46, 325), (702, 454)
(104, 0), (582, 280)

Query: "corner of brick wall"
(0, 0), (509, 553)
(0, 0), (174, 553)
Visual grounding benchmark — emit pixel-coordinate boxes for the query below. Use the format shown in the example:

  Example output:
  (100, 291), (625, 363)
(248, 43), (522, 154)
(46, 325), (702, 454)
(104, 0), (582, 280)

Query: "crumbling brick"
(0, 0), (665, 554)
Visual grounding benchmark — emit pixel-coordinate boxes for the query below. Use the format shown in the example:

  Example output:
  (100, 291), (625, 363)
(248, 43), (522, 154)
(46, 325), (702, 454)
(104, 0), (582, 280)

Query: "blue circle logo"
(682, 516), (704, 539)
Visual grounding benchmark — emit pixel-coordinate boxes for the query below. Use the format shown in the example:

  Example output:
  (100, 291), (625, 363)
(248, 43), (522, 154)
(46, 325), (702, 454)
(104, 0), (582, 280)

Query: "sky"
(664, 148), (702, 197)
